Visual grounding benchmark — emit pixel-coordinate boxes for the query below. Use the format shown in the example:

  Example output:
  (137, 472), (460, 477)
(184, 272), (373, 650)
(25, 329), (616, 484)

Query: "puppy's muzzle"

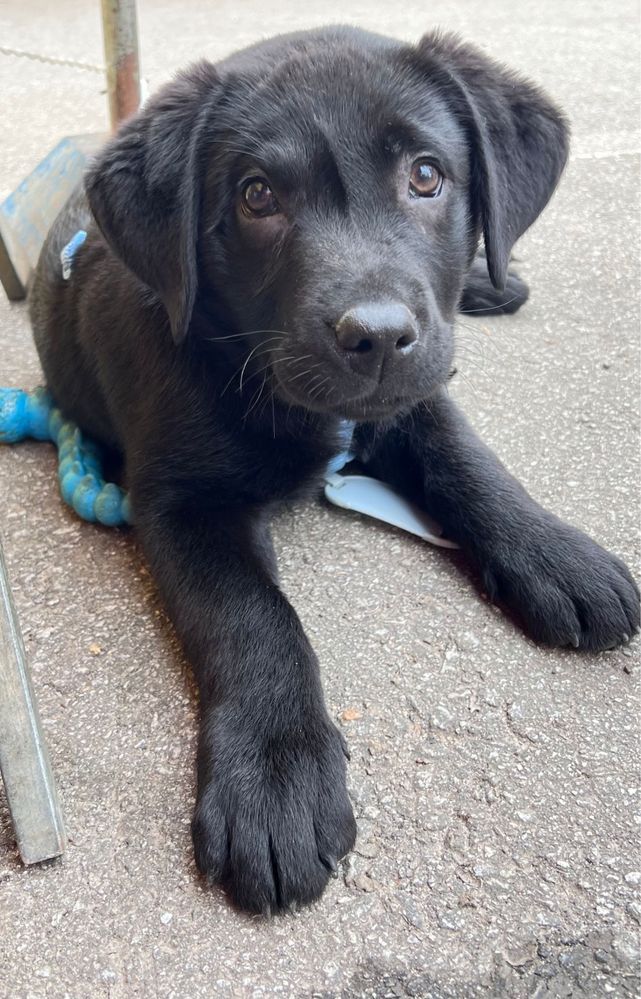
(332, 301), (419, 379)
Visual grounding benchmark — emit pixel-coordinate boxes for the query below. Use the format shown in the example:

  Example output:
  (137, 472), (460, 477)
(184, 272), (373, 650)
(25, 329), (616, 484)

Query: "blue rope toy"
(0, 386), (357, 530)
(0, 386), (458, 545)
(0, 386), (132, 527)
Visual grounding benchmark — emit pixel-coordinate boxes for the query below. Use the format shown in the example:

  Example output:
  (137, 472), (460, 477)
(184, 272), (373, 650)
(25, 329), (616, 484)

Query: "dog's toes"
(459, 256), (529, 315)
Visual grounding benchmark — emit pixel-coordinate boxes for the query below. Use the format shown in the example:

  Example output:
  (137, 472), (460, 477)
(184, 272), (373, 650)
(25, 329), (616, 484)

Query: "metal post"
(0, 540), (66, 863)
(100, 0), (141, 129)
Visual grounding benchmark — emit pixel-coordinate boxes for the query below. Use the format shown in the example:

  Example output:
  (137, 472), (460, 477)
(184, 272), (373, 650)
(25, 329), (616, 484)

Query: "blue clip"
(326, 419), (356, 475)
(60, 230), (87, 280)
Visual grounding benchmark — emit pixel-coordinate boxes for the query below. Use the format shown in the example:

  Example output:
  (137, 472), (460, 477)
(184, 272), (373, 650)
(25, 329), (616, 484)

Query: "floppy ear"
(416, 33), (570, 290)
(85, 62), (220, 343)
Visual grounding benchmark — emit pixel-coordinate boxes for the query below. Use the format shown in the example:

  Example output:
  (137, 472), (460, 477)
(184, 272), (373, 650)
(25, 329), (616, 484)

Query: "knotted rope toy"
(0, 386), (457, 545)
(0, 386), (131, 526)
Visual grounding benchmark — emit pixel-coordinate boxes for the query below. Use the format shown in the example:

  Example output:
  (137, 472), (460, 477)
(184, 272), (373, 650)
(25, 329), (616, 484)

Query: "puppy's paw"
(481, 517), (640, 652)
(192, 710), (356, 914)
(459, 256), (529, 315)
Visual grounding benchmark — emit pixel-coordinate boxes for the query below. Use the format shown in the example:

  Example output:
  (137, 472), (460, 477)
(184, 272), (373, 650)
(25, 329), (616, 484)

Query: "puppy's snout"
(333, 302), (419, 375)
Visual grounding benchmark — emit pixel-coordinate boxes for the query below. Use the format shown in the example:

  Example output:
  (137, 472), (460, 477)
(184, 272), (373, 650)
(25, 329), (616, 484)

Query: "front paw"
(481, 516), (639, 652)
(192, 707), (356, 914)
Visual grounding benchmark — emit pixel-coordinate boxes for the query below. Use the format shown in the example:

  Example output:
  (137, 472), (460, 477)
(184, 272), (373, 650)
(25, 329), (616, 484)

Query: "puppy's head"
(86, 27), (569, 422)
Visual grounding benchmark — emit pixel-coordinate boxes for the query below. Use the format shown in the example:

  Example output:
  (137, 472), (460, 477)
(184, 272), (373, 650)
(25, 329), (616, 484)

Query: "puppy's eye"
(241, 178), (280, 218)
(409, 160), (443, 198)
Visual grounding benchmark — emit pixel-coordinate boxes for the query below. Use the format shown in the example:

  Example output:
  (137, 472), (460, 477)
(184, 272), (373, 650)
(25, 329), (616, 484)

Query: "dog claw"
(570, 634), (580, 648)
(322, 854), (339, 875)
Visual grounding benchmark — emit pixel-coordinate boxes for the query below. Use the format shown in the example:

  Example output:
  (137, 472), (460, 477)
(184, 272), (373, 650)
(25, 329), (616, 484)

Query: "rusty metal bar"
(0, 539), (66, 864)
(100, 0), (141, 129)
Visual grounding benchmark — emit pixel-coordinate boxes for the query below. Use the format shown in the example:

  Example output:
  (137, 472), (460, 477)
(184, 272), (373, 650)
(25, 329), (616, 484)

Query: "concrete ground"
(0, 0), (639, 995)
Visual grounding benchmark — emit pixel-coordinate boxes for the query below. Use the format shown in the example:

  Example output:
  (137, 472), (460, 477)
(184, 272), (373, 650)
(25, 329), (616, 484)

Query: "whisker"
(454, 321), (504, 368)
(285, 361), (322, 385)
(450, 366), (481, 403)
(458, 293), (522, 314)
(309, 375), (330, 401)
(420, 398), (439, 427)
(239, 339), (284, 394)
(243, 369), (269, 421)
(220, 336), (284, 398)
(273, 352), (315, 370)
(206, 327), (292, 343)
(270, 354), (305, 368)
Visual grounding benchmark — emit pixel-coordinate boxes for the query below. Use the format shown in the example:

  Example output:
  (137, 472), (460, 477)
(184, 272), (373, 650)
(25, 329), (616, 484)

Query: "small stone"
(88, 643), (102, 656)
(160, 911), (173, 925)
(558, 950), (578, 970)
(516, 811), (533, 823)
(624, 871), (641, 886)
(626, 901), (641, 923)
(406, 694), (423, 717)
(401, 898), (424, 929)
(429, 705), (456, 731)
(457, 631), (480, 652)
(339, 708), (362, 723)
(355, 840), (379, 859)
(505, 945), (534, 968)
(353, 874), (376, 893)
(445, 827), (468, 857)
(436, 910), (461, 931)
(530, 984), (548, 999)
(612, 935), (640, 965)
(101, 970), (117, 982)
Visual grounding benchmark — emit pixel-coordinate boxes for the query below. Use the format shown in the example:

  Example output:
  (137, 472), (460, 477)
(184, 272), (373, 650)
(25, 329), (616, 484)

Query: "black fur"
(29, 26), (639, 914)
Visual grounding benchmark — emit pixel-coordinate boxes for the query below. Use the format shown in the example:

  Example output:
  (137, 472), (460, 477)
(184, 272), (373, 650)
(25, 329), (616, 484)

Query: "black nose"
(334, 302), (419, 375)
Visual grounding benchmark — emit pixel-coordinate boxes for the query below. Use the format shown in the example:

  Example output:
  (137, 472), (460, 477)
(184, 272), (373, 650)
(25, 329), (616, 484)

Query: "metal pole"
(0, 540), (66, 863)
(100, 0), (141, 129)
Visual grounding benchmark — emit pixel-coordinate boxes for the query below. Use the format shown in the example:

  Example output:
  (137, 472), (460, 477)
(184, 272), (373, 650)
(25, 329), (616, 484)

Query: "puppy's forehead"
(218, 40), (463, 160)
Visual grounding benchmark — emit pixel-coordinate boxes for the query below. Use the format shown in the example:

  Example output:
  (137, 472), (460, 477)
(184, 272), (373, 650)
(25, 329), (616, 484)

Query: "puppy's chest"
(238, 439), (334, 504)
(217, 421), (352, 506)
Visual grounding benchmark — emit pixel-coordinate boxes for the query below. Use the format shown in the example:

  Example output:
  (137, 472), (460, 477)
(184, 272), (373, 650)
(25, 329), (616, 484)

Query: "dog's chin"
(272, 377), (428, 423)
(327, 395), (419, 422)
(271, 356), (453, 423)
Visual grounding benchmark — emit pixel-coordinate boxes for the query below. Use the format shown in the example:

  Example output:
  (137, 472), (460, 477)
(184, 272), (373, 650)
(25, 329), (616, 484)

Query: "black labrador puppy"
(29, 26), (639, 914)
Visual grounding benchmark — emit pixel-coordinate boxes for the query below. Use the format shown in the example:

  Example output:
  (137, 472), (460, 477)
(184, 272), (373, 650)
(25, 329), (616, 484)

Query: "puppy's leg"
(358, 391), (639, 651)
(132, 495), (356, 913)
(459, 255), (529, 315)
